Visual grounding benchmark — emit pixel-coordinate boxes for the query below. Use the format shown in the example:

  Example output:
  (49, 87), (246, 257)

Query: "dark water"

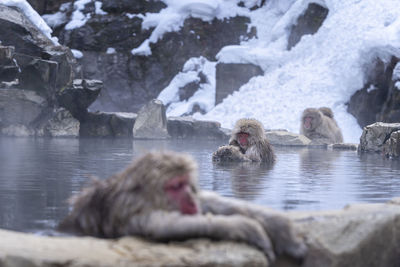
(1, 137), (400, 233)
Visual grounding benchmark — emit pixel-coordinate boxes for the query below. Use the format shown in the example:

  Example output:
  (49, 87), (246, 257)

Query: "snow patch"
(158, 57), (216, 116)
(71, 49), (83, 59)
(106, 47), (116, 54)
(65, 0), (92, 30)
(95, 1), (107, 15)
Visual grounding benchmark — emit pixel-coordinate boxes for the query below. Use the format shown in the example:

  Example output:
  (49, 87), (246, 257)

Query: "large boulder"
(1, 199), (400, 266)
(358, 122), (400, 153)
(348, 57), (400, 127)
(58, 79), (103, 119)
(167, 116), (228, 140)
(133, 99), (170, 139)
(382, 130), (400, 158)
(215, 63), (264, 105)
(0, 89), (79, 137)
(80, 112), (136, 137)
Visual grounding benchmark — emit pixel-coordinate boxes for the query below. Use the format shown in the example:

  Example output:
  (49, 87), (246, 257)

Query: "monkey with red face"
(213, 118), (276, 163)
(58, 151), (306, 263)
(300, 107), (343, 144)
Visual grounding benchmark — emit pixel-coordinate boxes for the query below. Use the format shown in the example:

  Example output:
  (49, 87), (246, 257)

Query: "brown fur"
(59, 151), (307, 262)
(300, 108), (343, 144)
(213, 118), (275, 163)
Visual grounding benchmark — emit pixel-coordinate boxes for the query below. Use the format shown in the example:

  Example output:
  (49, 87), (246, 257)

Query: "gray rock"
(215, 63), (264, 105)
(0, 89), (47, 127)
(348, 57), (400, 127)
(36, 108), (79, 137)
(359, 122), (400, 153)
(80, 111), (136, 137)
(287, 3), (329, 50)
(265, 130), (311, 146)
(292, 200), (400, 267)
(382, 130), (400, 158)
(58, 79), (103, 119)
(167, 116), (228, 140)
(0, 45), (19, 83)
(133, 99), (170, 139)
(327, 143), (359, 151)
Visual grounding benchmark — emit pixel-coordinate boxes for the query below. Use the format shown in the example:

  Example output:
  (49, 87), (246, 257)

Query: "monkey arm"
(199, 191), (307, 260)
(127, 211), (275, 261)
(212, 145), (250, 162)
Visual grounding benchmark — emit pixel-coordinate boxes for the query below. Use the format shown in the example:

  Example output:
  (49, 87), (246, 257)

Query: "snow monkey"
(58, 151), (306, 263)
(213, 118), (276, 163)
(300, 107), (344, 144)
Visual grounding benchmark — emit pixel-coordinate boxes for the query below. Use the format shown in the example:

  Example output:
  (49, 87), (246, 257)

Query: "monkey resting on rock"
(59, 150), (306, 263)
(213, 118), (276, 163)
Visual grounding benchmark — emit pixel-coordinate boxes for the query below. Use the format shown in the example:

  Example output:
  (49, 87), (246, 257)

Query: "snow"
(71, 49), (83, 59)
(65, 0), (92, 30)
(393, 62), (400, 81)
(158, 57), (216, 116)
(2, 0), (59, 44)
(106, 47), (116, 54)
(158, 0), (400, 143)
(94, 1), (107, 15)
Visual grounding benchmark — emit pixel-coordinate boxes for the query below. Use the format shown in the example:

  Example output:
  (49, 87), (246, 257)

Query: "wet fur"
(59, 151), (306, 262)
(213, 118), (276, 163)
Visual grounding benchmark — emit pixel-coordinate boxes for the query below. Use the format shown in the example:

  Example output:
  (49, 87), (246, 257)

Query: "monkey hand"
(212, 145), (247, 162)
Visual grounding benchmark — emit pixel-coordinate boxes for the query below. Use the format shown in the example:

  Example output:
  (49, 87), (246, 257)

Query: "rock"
(57, 4), (256, 112)
(102, 0), (167, 14)
(0, 230), (267, 267)
(359, 122), (400, 153)
(133, 99), (170, 139)
(215, 63), (264, 105)
(36, 108), (80, 137)
(327, 143), (359, 151)
(382, 130), (400, 158)
(265, 130), (311, 146)
(27, 0), (70, 14)
(2, 199), (400, 266)
(291, 200), (400, 267)
(14, 53), (58, 103)
(80, 111), (136, 137)
(287, 3), (329, 50)
(348, 57), (400, 127)
(58, 79), (103, 119)
(0, 4), (54, 57)
(0, 89), (47, 128)
(0, 46), (19, 83)
(167, 116), (228, 140)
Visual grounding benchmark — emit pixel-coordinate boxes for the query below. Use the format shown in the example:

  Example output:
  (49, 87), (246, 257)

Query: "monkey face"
(164, 174), (199, 215)
(237, 132), (249, 149)
(303, 116), (313, 129)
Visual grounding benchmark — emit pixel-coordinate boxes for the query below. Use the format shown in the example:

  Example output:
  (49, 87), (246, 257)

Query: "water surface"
(1, 137), (399, 233)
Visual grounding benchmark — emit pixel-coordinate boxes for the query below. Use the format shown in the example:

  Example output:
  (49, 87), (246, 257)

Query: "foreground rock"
(1, 199), (400, 266)
(358, 122), (400, 155)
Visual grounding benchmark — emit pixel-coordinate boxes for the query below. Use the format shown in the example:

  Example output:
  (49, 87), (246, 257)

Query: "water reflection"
(0, 137), (400, 232)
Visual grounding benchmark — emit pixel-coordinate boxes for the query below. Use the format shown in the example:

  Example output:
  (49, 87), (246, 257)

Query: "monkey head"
(110, 151), (200, 216)
(301, 108), (322, 131)
(231, 118), (265, 150)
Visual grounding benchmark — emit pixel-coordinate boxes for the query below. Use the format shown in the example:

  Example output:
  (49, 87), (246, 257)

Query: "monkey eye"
(167, 181), (184, 191)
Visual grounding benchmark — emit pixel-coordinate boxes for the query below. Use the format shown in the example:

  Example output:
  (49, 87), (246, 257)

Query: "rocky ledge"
(0, 198), (399, 267)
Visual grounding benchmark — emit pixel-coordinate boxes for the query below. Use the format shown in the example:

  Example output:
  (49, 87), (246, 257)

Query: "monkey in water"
(300, 107), (343, 144)
(213, 118), (276, 163)
(58, 151), (306, 263)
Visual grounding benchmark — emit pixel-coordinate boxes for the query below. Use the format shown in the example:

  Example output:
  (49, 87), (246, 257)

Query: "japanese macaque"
(59, 151), (306, 263)
(300, 107), (344, 144)
(213, 118), (276, 163)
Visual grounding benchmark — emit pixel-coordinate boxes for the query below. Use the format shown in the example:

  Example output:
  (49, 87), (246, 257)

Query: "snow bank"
(160, 0), (400, 143)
